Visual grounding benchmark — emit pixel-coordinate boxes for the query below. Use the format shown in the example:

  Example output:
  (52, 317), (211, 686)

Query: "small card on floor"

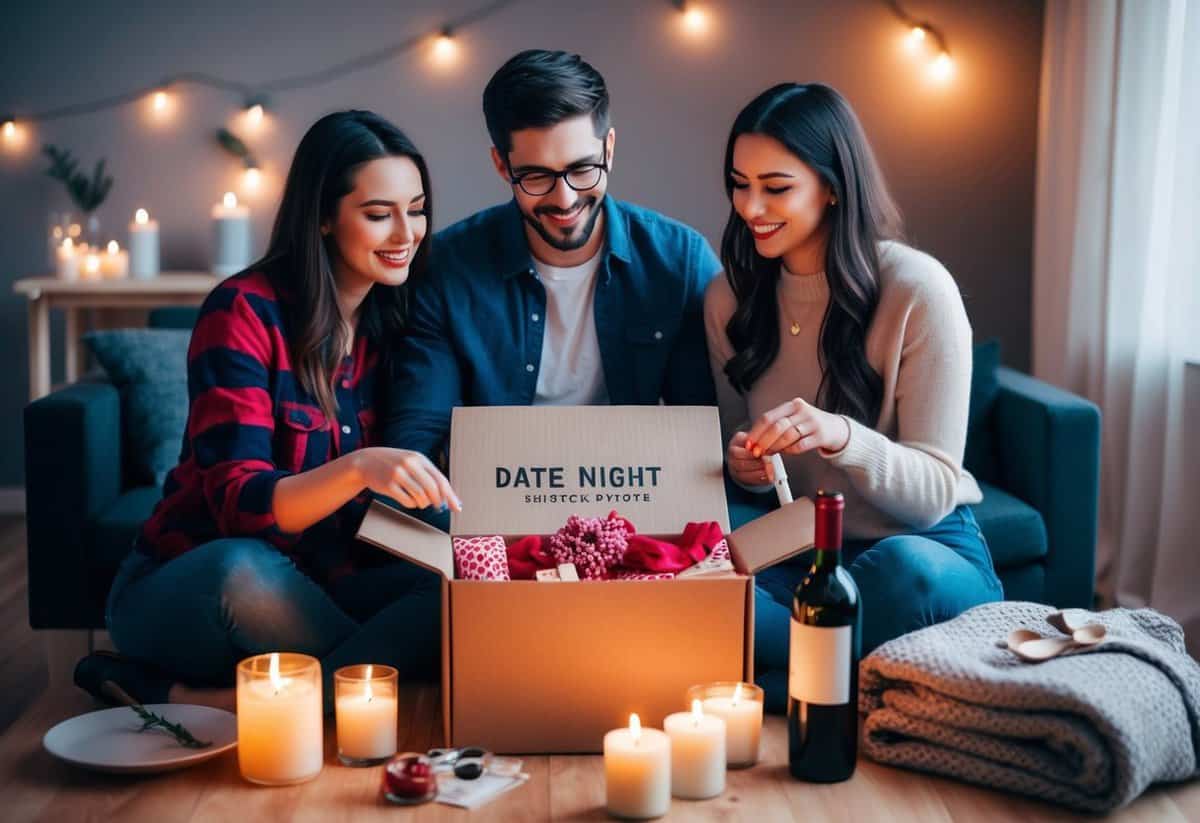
(435, 772), (529, 809)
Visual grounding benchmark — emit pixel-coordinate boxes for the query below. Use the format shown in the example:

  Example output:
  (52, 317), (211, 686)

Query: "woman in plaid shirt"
(76, 111), (459, 712)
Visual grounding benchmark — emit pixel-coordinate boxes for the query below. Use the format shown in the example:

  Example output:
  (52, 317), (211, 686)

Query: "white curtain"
(1034, 0), (1200, 653)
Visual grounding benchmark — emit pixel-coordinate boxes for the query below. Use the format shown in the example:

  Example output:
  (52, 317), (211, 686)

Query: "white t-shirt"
(533, 250), (609, 405)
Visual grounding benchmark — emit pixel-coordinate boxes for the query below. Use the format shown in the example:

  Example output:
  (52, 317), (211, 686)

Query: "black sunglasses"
(426, 746), (489, 780)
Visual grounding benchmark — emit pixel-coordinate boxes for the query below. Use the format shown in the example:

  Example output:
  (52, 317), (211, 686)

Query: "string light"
(152, 90), (168, 112)
(2, 118), (15, 140)
(242, 163), (262, 191)
(672, 0), (709, 36)
(929, 52), (954, 83)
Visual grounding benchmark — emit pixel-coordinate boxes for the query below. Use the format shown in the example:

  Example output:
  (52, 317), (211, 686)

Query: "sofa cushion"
(85, 329), (190, 488)
(971, 481), (1048, 569)
(965, 339), (1001, 479)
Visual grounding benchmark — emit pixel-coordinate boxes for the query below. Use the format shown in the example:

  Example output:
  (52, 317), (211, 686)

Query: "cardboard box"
(356, 405), (813, 753)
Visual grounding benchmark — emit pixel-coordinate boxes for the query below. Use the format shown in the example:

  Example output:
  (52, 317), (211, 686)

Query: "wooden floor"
(3, 516), (1199, 822)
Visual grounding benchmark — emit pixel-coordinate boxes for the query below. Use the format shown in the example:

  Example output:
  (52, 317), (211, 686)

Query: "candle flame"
(268, 652), (282, 692)
(629, 713), (641, 743)
(246, 104), (264, 125)
(84, 254), (100, 273)
(692, 698), (704, 724)
(62, 237), (74, 252)
(135, 209), (149, 225)
(364, 664), (374, 701)
(733, 682), (743, 705)
(223, 191), (238, 209)
(107, 240), (119, 254)
(243, 167), (261, 190)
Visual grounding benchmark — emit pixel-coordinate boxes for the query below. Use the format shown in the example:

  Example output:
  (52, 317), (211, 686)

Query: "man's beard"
(521, 194), (605, 253)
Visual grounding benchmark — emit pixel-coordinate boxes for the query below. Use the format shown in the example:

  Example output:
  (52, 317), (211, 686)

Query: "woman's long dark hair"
(252, 110), (432, 423)
(720, 83), (901, 426)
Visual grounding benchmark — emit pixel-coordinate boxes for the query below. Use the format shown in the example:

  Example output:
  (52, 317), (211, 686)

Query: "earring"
(830, 196), (838, 206)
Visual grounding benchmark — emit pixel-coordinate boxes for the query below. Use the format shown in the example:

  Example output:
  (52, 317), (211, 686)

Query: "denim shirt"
(384, 196), (721, 462)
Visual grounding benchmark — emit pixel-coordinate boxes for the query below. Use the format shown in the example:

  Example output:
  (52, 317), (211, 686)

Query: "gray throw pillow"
(85, 329), (190, 488)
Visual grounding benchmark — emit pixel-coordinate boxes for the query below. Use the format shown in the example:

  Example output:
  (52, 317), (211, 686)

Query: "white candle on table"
(699, 682), (763, 767)
(128, 208), (160, 279)
(604, 713), (671, 819)
(237, 652), (323, 786)
(211, 191), (252, 277)
(335, 664), (398, 765)
(56, 238), (79, 280)
(100, 240), (129, 278)
(663, 700), (725, 800)
(81, 250), (102, 281)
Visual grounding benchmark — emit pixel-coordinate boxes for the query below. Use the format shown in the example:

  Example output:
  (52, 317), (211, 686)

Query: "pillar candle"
(604, 714), (670, 819)
(81, 250), (102, 281)
(691, 682), (764, 768)
(335, 664), (398, 766)
(211, 191), (252, 277)
(128, 209), (160, 279)
(55, 238), (79, 280)
(100, 240), (129, 278)
(236, 652), (323, 786)
(663, 700), (725, 800)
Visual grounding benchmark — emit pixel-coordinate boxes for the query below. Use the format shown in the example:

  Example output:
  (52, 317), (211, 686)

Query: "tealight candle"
(687, 682), (764, 767)
(55, 238), (79, 280)
(663, 700), (725, 800)
(335, 664), (398, 766)
(211, 191), (252, 277)
(100, 240), (129, 278)
(604, 713), (670, 819)
(128, 208), (160, 279)
(236, 652), (323, 786)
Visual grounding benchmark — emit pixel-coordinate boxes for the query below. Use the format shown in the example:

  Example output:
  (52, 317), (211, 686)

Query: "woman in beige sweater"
(705, 83), (1002, 712)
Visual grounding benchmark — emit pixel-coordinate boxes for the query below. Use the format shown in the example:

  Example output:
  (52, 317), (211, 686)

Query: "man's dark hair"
(482, 49), (610, 155)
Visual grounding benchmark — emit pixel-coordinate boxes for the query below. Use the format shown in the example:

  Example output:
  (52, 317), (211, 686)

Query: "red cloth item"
(618, 521), (724, 575)
(506, 535), (556, 580)
(453, 536), (511, 581)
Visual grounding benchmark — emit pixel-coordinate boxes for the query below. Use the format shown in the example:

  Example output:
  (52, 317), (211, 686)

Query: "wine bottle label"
(789, 620), (852, 705)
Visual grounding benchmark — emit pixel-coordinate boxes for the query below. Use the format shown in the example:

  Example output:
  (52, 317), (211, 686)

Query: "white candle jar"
(335, 664), (399, 766)
(687, 682), (764, 768)
(236, 652), (324, 786)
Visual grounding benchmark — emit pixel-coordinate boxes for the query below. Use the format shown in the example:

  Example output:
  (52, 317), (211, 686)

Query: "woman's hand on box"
(353, 448), (462, 512)
(744, 398), (851, 458)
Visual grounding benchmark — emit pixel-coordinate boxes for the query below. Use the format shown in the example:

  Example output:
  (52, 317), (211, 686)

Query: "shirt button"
(526, 364), (535, 373)
(654, 330), (663, 340)
(341, 425), (351, 435)
(532, 313), (540, 322)
(341, 380), (350, 388)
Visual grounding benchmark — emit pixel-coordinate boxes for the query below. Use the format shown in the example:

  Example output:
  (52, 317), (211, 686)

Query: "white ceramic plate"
(43, 704), (238, 774)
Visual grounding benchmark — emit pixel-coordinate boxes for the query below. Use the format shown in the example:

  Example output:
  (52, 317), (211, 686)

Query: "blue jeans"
(754, 505), (1002, 713)
(106, 539), (441, 712)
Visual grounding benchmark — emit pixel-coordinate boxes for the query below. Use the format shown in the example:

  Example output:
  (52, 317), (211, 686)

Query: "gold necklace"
(779, 268), (825, 336)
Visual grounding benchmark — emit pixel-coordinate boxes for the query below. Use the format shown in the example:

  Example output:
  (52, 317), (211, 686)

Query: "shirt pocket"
(624, 323), (676, 402)
(276, 401), (329, 472)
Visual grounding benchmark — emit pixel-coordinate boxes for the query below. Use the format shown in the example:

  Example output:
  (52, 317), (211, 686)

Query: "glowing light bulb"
(246, 103), (263, 126)
(135, 209), (149, 225)
(905, 25), (927, 54)
(223, 191), (238, 209)
(2, 120), (14, 140)
(929, 52), (954, 83)
(153, 91), (168, 111)
(681, 5), (708, 35)
(431, 31), (458, 66)
(243, 166), (261, 190)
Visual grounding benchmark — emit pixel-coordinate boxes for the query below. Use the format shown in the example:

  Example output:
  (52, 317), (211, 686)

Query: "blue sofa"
(24, 327), (1101, 631)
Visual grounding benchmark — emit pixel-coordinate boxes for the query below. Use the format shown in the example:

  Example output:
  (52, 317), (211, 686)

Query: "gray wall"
(0, 0), (1043, 488)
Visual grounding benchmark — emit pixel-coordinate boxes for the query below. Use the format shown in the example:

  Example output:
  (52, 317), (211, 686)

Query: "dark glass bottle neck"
(813, 547), (840, 570)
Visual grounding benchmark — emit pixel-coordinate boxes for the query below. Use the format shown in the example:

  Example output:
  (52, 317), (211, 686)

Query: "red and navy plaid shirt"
(137, 270), (383, 580)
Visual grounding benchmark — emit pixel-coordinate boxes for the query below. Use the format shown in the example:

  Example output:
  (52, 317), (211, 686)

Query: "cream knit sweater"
(704, 241), (982, 539)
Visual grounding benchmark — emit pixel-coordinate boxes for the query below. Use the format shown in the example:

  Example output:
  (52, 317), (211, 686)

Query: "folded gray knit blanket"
(858, 601), (1200, 813)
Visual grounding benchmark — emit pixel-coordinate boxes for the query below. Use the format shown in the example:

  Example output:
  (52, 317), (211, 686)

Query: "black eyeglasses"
(508, 146), (609, 197)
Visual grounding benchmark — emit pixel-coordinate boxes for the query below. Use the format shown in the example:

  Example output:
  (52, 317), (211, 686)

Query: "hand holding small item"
(744, 397), (851, 458)
(354, 447), (462, 512)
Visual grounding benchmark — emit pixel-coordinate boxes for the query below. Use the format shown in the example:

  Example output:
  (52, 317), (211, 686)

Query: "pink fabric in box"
(453, 536), (511, 581)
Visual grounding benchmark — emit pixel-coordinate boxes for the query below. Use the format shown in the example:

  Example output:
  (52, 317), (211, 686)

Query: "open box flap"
(727, 497), (815, 575)
(447, 405), (730, 537)
(356, 500), (454, 580)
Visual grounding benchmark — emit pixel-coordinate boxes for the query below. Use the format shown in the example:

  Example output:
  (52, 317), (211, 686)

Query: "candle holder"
(236, 652), (323, 786)
(686, 682), (763, 768)
(335, 664), (399, 766)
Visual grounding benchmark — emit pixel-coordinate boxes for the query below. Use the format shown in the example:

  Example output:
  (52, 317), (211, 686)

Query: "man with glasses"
(385, 50), (720, 525)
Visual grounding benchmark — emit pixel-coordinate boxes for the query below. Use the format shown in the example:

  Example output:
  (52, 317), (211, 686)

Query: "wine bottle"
(787, 489), (860, 782)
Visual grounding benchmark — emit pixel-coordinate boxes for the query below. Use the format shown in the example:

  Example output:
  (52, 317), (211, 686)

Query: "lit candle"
(335, 664), (398, 766)
(55, 238), (79, 280)
(236, 652), (323, 786)
(100, 240), (129, 278)
(128, 208), (160, 279)
(81, 250), (102, 281)
(211, 191), (252, 277)
(603, 713), (670, 819)
(663, 700), (725, 800)
(689, 682), (764, 768)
